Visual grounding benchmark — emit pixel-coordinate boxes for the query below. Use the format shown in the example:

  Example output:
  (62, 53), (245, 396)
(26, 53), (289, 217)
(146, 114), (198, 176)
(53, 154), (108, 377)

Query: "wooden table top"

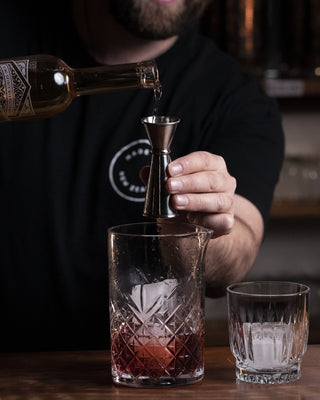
(0, 346), (319, 399)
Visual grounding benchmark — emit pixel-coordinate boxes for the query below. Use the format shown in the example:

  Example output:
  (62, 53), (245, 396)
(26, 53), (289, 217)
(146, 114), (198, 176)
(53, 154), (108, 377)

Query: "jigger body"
(141, 116), (180, 218)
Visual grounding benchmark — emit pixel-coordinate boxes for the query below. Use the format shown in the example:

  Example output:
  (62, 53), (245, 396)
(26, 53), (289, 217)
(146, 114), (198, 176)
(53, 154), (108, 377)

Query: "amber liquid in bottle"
(0, 54), (160, 122)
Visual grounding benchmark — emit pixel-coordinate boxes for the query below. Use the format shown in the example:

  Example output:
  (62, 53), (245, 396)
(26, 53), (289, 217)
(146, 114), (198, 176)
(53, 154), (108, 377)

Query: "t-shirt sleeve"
(204, 69), (285, 227)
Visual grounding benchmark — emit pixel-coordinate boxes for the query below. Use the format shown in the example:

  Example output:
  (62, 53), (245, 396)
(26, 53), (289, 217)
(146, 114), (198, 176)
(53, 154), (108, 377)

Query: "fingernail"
(169, 163), (183, 176)
(175, 195), (189, 207)
(168, 179), (182, 192)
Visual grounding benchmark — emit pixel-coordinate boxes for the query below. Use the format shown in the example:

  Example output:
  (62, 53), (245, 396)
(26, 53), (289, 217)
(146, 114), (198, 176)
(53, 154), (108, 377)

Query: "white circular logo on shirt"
(109, 139), (151, 202)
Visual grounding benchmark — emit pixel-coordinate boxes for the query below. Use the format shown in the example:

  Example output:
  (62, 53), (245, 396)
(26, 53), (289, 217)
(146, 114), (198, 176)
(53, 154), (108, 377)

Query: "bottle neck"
(73, 60), (160, 96)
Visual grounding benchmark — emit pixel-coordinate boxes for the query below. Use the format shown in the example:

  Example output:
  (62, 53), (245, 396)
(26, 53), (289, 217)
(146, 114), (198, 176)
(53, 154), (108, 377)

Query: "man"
(0, 0), (284, 351)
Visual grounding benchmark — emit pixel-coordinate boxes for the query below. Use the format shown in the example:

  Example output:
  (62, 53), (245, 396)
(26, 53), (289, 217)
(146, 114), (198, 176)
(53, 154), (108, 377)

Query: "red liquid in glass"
(111, 325), (204, 379)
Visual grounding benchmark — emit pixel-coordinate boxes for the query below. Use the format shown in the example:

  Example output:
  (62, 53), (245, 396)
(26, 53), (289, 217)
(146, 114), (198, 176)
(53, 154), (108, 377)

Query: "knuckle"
(207, 171), (227, 193)
(189, 175), (199, 192)
(222, 214), (235, 234)
(201, 151), (214, 168)
(202, 213), (235, 237)
(215, 193), (232, 212)
(230, 176), (237, 191)
(216, 154), (226, 168)
(207, 172), (219, 192)
(207, 168), (236, 195)
(216, 193), (228, 212)
(197, 194), (208, 210)
(194, 151), (216, 170)
(208, 153), (226, 171)
(212, 154), (227, 171)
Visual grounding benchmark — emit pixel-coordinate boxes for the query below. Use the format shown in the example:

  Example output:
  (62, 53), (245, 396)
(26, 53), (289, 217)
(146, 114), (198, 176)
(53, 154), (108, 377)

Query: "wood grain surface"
(0, 346), (319, 399)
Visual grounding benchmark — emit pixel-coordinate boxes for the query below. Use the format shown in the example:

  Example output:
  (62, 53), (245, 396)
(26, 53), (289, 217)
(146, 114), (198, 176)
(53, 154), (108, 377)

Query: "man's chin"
(109, 0), (208, 40)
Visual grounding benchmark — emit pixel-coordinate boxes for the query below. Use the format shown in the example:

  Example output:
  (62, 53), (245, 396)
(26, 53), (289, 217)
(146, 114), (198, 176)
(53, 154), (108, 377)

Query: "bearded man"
(0, 0), (283, 351)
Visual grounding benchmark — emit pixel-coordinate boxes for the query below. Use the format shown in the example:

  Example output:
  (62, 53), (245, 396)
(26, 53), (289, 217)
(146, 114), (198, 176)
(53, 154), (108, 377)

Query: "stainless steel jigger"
(141, 116), (180, 219)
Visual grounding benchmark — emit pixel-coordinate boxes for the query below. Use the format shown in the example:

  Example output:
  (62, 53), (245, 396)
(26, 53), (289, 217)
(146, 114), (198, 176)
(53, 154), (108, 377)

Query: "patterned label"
(0, 59), (34, 120)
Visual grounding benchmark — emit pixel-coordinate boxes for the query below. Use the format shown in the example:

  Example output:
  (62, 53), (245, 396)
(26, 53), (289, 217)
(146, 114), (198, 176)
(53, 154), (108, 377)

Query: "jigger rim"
(108, 221), (213, 238)
(141, 116), (180, 125)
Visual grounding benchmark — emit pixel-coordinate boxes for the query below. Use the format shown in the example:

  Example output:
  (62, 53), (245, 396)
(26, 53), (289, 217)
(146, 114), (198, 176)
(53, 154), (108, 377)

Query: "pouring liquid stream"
(152, 83), (162, 121)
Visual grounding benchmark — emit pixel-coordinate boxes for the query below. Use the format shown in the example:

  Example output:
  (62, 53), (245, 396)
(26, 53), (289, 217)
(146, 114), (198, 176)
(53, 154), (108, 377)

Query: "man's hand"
(167, 151), (237, 237)
(140, 150), (264, 295)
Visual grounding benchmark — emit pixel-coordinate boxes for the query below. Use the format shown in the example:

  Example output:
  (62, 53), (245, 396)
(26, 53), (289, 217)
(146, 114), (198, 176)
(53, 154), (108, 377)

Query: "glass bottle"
(0, 54), (160, 122)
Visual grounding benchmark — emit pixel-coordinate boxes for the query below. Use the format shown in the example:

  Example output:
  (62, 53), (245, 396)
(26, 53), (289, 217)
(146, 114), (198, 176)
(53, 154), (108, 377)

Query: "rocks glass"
(227, 281), (310, 384)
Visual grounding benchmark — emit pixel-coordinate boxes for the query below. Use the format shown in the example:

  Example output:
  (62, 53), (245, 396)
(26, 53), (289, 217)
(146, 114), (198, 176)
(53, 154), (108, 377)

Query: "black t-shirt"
(0, 2), (284, 351)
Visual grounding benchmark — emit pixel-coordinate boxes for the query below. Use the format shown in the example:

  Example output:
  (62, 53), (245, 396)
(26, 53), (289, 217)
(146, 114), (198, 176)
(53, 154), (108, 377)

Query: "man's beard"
(108, 0), (211, 40)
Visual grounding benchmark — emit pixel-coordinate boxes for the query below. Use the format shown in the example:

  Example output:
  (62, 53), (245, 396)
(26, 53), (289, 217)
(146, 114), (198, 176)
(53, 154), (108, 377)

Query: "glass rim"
(226, 281), (310, 297)
(108, 221), (213, 238)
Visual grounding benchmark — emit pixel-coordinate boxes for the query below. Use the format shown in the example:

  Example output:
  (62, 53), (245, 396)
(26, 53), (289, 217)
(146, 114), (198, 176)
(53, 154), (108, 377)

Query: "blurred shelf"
(271, 200), (320, 218)
(263, 78), (320, 98)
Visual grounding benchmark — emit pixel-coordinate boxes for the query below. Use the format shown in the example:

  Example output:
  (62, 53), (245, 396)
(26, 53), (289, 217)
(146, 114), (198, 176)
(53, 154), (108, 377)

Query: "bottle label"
(0, 59), (34, 120)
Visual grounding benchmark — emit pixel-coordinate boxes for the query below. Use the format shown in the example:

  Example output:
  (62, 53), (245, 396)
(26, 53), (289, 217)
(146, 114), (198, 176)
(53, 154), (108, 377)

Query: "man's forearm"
(205, 195), (264, 297)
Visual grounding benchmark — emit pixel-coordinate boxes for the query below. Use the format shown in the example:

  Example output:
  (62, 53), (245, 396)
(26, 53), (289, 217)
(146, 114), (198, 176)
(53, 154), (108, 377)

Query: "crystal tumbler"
(227, 281), (310, 384)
